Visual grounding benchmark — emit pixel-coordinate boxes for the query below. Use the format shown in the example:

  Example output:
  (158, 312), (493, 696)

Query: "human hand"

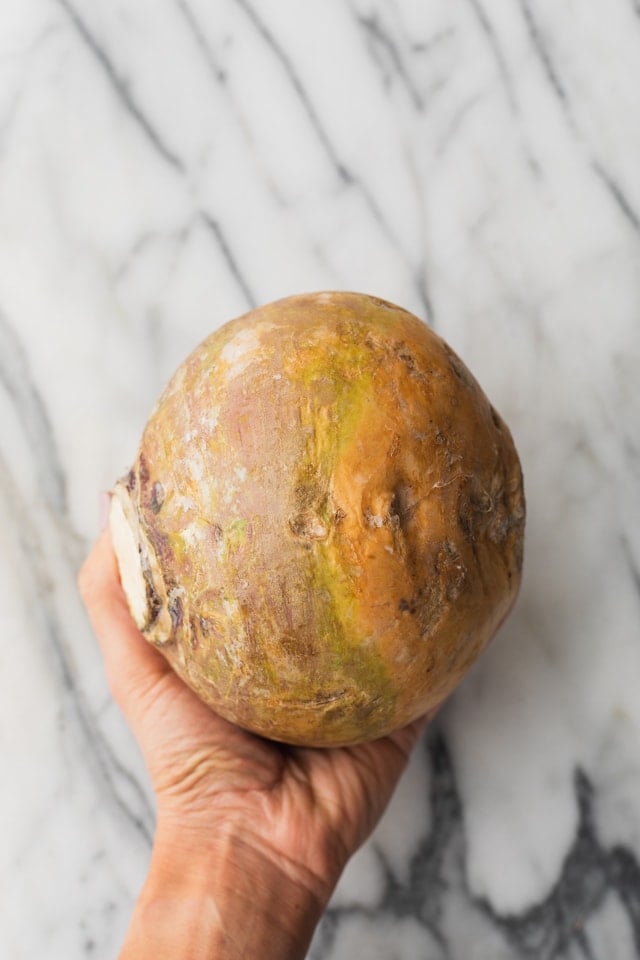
(79, 528), (431, 959)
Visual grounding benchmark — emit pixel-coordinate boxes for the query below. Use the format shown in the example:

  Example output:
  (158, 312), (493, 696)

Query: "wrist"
(119, 818), (332, 960)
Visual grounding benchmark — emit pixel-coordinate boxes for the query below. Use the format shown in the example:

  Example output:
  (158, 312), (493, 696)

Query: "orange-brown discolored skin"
(111, 292), (525, 746)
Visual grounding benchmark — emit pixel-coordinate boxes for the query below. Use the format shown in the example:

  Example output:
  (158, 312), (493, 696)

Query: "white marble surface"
(1, 1), (640, 957)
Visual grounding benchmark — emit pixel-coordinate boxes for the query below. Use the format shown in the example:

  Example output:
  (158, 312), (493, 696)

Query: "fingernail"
(99, 491), (111, 531)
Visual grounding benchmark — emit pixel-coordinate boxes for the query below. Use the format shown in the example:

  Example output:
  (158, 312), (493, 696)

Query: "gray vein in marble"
(462, 0), (545, 184)
(516, 1), (640, 239)
(621, 536), (640, 597)
(0, 309), (67, 513)
(59, 0), (425, 312)
(312, 734), (640, 960)
(493, 773), (640, 959)
(518, 0), (569, 113)
(114, 230), (161, 284)
(465, 0), (518, 113)
(407, 25), (456, 58)
(591, 160), (640, 235)
(414, 268), (435, 329)
(0, 442), (154, 845)
(311, 734), (467, 959)
(200, 212), (257, 308)
(86, 0), (439, 320)
(54, 0), (185, 173)
(55, 0), (259, 311)
(435, 92), (484, 159)
(0, 307), (154, 844)
(382, 0), (444, 62)
(232, 0), (433, 317)
(173, 0), (227, 85)
(624, 437), (640, 477)
(357, 176), (436, 321)
(351, 9), (424, 110)
(172, 0), (289, 210)
(232, 0), (350, 184)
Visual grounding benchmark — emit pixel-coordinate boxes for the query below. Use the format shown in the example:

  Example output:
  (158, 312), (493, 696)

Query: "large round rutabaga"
(110, 292), (525, 747)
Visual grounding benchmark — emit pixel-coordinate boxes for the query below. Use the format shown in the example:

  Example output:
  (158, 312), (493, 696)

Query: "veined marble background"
(1, 1), (639, 957)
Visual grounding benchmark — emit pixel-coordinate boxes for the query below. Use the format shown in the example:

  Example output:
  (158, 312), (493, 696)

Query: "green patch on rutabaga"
(225, 517), (247, 548)
(286, 334), (397, 730)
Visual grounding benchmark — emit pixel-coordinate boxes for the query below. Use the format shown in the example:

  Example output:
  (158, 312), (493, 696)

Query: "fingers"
(78, 527), (172, 713)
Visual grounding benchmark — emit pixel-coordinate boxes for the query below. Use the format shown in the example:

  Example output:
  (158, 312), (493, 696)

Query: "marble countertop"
(2, 2), (640, 957)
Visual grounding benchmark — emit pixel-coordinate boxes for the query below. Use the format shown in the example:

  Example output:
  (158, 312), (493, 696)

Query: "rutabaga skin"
(110, 292), (525, 747)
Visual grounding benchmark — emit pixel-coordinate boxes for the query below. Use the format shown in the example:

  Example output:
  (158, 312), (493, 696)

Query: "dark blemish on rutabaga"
(150, 481), (165, 513)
